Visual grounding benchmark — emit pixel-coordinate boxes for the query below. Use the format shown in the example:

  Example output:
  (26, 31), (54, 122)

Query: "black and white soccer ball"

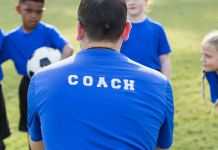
(27, 47), (61, 78)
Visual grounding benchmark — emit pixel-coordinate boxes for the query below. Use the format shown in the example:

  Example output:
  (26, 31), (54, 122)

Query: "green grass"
(0, 0), (218, 149)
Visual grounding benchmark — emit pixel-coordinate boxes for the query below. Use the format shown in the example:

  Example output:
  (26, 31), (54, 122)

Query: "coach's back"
(27, 0), (174, 149)
(28, 48), (174, 150)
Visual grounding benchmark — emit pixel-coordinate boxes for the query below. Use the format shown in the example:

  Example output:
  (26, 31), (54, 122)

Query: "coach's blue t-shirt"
(0, 21), (69, 77)
(206, 71), (218, 103)
(0, 28), (4, 81)
(28, 49), (174, 150)
(121, 17), (172, 69)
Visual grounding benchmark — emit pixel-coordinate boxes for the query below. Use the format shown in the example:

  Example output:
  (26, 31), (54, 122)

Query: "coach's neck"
(76, 21), (131, 53)
(79, 34), (123, 53)
(85, 40), (122, 52)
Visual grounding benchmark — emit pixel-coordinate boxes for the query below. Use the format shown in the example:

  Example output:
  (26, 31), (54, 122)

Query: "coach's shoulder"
(129, 58), (172, 110)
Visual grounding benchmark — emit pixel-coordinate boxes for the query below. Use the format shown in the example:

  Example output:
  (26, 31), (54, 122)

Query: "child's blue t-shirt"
(120, 17), (172, 70)
(206, 71), (218, 103)
(28, 49), (174, 150)
(0, 21), (70, 77)
(0, 28), (4, 81)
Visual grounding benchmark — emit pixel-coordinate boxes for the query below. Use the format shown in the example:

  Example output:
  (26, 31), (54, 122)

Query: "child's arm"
(61, 43), (73, 60)
(29, 137), (45, 150)
(48, 27), (73, 59)
(157, 25), (172, 81)
(159, 53), (171, 81)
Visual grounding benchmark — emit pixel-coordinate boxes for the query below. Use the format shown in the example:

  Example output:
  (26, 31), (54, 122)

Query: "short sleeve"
(48, 27), (70, 52)
(0, 36), (11, 63)
(158, 26), (172, 56)
(157, 81), (174, 149)
(27, 75), (42, 142)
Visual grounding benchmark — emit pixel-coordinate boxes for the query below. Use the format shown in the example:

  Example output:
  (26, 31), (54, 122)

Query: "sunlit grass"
(0, 0), (218, 149)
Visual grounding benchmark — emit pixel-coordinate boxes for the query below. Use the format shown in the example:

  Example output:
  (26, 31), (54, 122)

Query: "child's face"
(17, 1), (44, 31)
(126, 0), (147, 17)
(201, 42), (218, 72)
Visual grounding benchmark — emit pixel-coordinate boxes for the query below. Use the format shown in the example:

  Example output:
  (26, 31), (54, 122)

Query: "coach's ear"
(15, 5), (21, 14)
(122, 21), (132, 41)
(76, 21), (85, 41)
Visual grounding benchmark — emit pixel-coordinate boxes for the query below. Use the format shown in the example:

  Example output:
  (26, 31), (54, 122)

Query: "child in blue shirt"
(0, 0), (73, 148)
(0, 28), (10, 150)
(201, 31), (218, 115)
(121, 0), (172, 81)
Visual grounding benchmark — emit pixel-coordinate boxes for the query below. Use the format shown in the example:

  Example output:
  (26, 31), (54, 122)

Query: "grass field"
(0, 0), (218, 149)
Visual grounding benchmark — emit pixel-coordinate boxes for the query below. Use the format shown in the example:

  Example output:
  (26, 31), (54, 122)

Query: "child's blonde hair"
(202, 30), (218, 50)
(202, 30), (218, 115)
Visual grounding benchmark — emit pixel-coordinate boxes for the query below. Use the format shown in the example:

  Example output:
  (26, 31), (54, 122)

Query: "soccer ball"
(27, 47), (61, 78)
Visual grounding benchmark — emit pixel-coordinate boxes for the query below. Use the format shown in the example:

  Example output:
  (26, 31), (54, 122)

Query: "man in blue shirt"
(0, 28), (10, 150)
(28, 0), (174, 149)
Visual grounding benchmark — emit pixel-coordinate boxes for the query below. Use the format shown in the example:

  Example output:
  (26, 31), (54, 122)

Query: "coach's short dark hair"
(19, 0), (45, 4)
(77, 0), (127, 43)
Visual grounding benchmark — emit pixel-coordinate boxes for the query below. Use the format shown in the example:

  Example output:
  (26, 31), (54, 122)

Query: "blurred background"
(0, 0), (218, 149)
